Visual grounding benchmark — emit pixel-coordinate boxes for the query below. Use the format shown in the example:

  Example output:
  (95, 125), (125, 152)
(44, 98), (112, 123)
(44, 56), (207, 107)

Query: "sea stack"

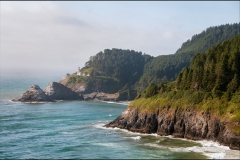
(12, 84), (53, 102)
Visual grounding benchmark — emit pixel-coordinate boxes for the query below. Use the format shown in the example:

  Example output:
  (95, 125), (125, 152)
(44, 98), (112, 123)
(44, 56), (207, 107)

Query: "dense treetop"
(175, 23), (239, 55)
(85, 48), (152, 85)
(77, 49), (152, 99)
(134, 35), (240, 133)
(135, 23), (240, 93)
(67, 23), (239, 100)
(176, 34), (240, 96)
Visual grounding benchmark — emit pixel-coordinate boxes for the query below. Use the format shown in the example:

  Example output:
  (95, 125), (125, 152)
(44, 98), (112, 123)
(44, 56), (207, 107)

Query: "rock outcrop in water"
(12, 82), (83, 102)
(12, 85), (53, 102)
(105, 107), (240, 150)
(44, 82), (83, 100)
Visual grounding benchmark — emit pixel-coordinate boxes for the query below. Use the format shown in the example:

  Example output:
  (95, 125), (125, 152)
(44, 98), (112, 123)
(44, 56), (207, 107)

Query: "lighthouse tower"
(77, 67), (81, 76)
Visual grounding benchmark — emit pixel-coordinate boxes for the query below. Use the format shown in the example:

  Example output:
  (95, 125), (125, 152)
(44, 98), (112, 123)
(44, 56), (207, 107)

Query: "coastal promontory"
(106, 34), (240, 150)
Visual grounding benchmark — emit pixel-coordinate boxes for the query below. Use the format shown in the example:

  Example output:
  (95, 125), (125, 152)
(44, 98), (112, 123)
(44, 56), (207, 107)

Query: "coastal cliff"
(59, 73), (121, 101)
(44, 82), (82, 100)
(106, 35), (240, 150)
(105, 106), (240, 150)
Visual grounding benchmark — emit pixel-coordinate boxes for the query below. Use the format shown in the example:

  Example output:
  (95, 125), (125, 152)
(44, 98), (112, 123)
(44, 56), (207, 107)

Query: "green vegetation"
(135, 23), (240, 93)
(83, 48), (153, 99)
(66, 23), (239, 101)
(132, 35), (240, 124)
(85, 76), (120, 94)
(86, 48), (152, 85)
(80, 66), (93, 75)
(67, 74), (89, 84)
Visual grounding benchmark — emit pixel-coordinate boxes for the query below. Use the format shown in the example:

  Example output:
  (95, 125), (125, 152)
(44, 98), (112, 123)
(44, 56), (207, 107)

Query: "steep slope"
(61, 48), (153, 100)
(106, 35), (240, 150)
(60, 23), (239, 101)
(135, 23), (240, 93)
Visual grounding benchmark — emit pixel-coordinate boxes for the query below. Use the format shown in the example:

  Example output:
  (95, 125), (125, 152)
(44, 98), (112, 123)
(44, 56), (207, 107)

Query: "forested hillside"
(176, 34), (240, 99)
(64, 23), (239, 101)
(135, 23), (240, 93)
(107, 35), (240, 150)
(134, 34), (240, 125)
(72, 49), (153, 99)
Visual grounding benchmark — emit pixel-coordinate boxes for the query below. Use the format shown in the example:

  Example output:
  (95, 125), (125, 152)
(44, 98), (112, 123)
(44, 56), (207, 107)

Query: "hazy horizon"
(0, 1), (239, 78)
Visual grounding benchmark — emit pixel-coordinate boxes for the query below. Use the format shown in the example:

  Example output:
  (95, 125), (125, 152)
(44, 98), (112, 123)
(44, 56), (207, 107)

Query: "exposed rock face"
(59, 73), (70, 82)
(83, 92), (119, 101)
(12, 82), (83, 102)
(44, 82), (83, 100)
(12, 85), (53, 102)
(59, 74), (86, 94)
(105, 107), (240, 150)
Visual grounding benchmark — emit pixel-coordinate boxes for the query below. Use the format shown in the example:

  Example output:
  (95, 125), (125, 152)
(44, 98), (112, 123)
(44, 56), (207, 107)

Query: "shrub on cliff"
(132, 34), (240, 125)
(143, 83), (159, 98)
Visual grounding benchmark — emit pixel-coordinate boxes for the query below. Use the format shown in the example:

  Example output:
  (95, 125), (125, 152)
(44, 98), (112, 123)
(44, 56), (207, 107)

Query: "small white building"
(77, 67), (90, 76)
(77, 67), (82, 76)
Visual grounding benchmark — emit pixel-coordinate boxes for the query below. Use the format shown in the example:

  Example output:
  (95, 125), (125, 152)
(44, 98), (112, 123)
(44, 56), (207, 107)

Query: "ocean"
(0, 77), (239, 159)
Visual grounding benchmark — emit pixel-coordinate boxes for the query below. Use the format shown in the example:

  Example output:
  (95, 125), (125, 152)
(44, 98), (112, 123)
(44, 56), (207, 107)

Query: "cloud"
(0, 2), (198, 78)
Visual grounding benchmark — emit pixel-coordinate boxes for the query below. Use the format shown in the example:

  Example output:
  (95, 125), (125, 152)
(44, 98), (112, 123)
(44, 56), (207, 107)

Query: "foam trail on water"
(124, 136), (141, 140)
(97, 124), (240, 159)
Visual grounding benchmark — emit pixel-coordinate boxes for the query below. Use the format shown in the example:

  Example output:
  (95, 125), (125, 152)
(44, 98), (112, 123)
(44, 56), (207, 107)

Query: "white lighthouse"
(77, 67), (82, 76)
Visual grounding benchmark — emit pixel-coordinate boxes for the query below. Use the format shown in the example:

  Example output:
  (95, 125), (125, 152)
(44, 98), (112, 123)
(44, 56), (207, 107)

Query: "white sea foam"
(106, 101), (114, 104)
(93, 142), (119, 149)
(124, 136), (141, 140)
(103, 101), (130, 106)
(130, 136), (141, 140)
(143, 140), (240, 159)
(93, 123), (107, 129)
(25, 101), (46, 104)
(61, 131), (72, 135)
(97, 124), (240, 159)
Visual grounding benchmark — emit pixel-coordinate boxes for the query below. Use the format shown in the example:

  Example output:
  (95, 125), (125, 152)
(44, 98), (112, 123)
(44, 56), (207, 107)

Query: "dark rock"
(44, 82), (83, 100)
(105, 107), (240, 150)
(83, 92), (119, 101)
(12, 85), (53, 102)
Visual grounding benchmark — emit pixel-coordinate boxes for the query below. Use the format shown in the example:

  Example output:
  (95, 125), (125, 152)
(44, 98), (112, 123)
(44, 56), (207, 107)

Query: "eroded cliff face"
(105, 107), (240, 150)
(44, 82), (83, 100)
(12, 85), (54, 102)
(59, 74), (87, 94)
(83, 92), (119, 101)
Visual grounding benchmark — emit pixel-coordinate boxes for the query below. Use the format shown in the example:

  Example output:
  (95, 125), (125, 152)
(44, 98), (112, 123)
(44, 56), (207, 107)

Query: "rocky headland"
(58, 74), (121, 101)
(12, 82), (83, 102)
(105, 35), (240, 150)
(105, 106), (240, 150)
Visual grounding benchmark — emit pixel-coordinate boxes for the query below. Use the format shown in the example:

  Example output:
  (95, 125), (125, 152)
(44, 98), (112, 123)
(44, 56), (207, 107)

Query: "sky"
(0, 1), (239, 79)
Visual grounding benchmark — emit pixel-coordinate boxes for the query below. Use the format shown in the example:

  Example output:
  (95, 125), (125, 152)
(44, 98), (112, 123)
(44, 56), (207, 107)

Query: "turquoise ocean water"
(0, 77), (239, 159)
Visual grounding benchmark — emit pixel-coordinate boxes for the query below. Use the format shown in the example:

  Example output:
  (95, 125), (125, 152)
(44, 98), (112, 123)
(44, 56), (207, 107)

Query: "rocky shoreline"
(12, 81), (240, 151)
(12, 82), (83, 102)
(12, 81), (121, 102)
(105, 106), (240, 150)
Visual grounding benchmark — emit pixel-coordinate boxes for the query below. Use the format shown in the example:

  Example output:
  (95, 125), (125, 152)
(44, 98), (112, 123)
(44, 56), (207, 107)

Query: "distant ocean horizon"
(0, 76), (239, 159)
